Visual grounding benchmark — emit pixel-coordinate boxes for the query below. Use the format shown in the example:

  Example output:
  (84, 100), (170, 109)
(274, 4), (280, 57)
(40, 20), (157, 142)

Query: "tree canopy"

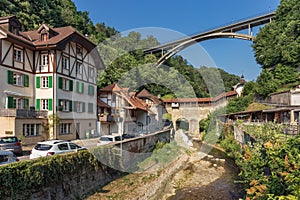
(0, 0), (118, 44)
(253, 0), (300, 69)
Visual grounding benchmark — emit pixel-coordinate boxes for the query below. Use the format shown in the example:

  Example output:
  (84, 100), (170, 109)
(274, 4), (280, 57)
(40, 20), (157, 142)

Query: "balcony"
(99, 114), (115, 123)
(0, 109), (48, 118)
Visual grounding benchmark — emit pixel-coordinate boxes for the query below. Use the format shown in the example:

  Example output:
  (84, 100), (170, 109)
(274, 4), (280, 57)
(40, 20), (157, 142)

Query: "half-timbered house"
(0, 16), (104, 144)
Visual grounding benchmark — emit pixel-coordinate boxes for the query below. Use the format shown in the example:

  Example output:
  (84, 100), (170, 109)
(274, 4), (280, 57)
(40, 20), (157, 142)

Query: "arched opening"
(175, 118), (189, 131)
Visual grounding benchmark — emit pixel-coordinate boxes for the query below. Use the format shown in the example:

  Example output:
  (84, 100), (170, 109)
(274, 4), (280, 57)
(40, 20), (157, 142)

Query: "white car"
(0, 150), (19, 165)
(97, 135), (122, 146)
(29, 140), (86, 159)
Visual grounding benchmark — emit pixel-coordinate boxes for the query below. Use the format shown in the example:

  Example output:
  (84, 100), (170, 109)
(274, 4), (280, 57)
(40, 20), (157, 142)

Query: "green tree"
(256, 69), (280, 97)
(253, 0), (300, 69)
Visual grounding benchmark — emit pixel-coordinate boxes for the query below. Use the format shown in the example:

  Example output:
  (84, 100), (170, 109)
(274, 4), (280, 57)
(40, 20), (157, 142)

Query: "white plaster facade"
(0, 16), (104, 144)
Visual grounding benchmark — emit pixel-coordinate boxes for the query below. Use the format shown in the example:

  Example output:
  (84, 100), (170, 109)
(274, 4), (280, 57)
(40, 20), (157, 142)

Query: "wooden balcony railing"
(99, 115), (115, 123)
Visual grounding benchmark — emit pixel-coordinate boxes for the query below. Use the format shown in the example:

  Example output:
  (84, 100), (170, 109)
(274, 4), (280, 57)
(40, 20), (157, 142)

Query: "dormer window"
(41, 33), (48, 41)
(11, 26), (18, 35)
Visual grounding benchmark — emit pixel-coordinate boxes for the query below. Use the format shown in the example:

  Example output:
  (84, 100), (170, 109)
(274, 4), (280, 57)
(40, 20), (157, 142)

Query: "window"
(7, 97), (28, 109)
(74, 101), (85, 112)
(7, 71), (29, 87)
(13, 98), (24, 109)
(41, 99), (48, 110)
(76, 62), (82, 75)
(41, 33), (48, 41)
(76, 45), (83, 57)
(58, 77), (73, 91)
(62, 79), (69, 90)
(59, 99), (72, 112)
(36, 76), (52, 89)
(88, 85), (94, 96)
(88, 103), (93, 113)
(60, 123), (71, 135)
(13, 72), (23, 86)
(69, 143), (80, 149)
(35, 98), (52, 111)
(13, 48), (23, 62)
(76, 82), (84, 93)
(62, 56), (69, 70)
(88, 67), (94, 77)
(23, 124), (41, 136)
(41, 76), (48, 88)
(11, 26), (18, 35)
(58, 143), (69, 150)
(41, 54), (48, 66)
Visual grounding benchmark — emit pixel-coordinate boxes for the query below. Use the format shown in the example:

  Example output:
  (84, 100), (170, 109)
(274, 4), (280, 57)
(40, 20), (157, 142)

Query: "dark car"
(0, 136), (23, 156)
(122, 134), (135, 140)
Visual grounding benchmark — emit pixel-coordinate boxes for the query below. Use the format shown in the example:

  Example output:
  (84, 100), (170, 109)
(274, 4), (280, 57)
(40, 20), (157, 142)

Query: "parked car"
(29, 140), (86, 159)
(0, 150), (19, 165)
(122, 133), (136, 140)
(97, 135), (122, 146)
(0, 136), (23, 156)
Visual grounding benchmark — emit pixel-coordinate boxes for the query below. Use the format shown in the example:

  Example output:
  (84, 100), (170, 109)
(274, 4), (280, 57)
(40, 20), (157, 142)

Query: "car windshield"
(100, 137), (113, 142)
(34, 144), (52, 151)
(0, 137), (18, 143)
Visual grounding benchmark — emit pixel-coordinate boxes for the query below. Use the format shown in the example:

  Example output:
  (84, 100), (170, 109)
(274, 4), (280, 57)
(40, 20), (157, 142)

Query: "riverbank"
(85, 141), (244, 200)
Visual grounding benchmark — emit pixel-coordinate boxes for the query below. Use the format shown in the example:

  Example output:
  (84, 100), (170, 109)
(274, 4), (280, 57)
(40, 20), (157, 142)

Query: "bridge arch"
(156, 32), (253, 66)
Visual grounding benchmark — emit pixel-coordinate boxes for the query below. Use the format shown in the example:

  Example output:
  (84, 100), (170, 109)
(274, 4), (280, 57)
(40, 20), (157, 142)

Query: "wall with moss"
(0, 129), (170, 199)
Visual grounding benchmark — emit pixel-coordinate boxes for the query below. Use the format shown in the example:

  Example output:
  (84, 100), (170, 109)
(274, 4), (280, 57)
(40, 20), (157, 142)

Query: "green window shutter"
(58, 77), (62, 89)
(88, 85), (94, 96)
(82, 102), (86, 112)
(36, 77), (40, 88)
(36, 99), (40, 110)
(24, 75), (29, 87)
(69, 80), (73, 91)
(24, 98), (29, 110)
(69, 100), (72, 112)
(7, 70), (14, 84)
(7, 96), (14, 108)
(88, 103), (93, 113)
(48, 98), (53, 111)
(76, 82), (84, 93)
(73, 101), (77, 112)
(81, 82), (84, 93)
(48, 76), (53, 88)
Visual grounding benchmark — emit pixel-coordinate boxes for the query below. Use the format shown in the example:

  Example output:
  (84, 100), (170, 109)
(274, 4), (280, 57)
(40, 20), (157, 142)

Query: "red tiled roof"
(99, 83), (122, 92)
(163, 91), (237, 103)
(0, 16), (104, 69)
(136, 88), (153, 98)
(136, 88), (162, 104)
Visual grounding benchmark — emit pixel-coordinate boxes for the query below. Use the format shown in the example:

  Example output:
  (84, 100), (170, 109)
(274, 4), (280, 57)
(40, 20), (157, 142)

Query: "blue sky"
(73, 0), (281, 80)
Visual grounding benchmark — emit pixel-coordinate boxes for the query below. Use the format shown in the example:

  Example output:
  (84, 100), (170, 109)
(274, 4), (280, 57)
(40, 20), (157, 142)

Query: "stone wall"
(29, 129), (171, 200)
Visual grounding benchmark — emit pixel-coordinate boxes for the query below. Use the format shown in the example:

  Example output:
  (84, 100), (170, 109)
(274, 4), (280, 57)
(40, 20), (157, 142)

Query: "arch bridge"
(164, 91), (237, 137)
(143, 11), (275, 65)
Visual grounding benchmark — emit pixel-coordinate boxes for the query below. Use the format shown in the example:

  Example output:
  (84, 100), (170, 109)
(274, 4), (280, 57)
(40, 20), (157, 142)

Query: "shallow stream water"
(160, 142), (245, 200)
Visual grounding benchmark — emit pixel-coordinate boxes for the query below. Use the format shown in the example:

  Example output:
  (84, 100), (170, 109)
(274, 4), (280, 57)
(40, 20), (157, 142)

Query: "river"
(86, 141), (245, 200)
(158, 142), (245, 200)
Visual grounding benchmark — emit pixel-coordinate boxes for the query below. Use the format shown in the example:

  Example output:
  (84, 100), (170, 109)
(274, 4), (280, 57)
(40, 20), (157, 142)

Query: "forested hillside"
(0, 0), (241, 98)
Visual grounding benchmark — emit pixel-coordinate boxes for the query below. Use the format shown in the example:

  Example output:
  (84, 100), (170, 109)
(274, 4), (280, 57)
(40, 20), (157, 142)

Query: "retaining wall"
(29, 129), (171, 199)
